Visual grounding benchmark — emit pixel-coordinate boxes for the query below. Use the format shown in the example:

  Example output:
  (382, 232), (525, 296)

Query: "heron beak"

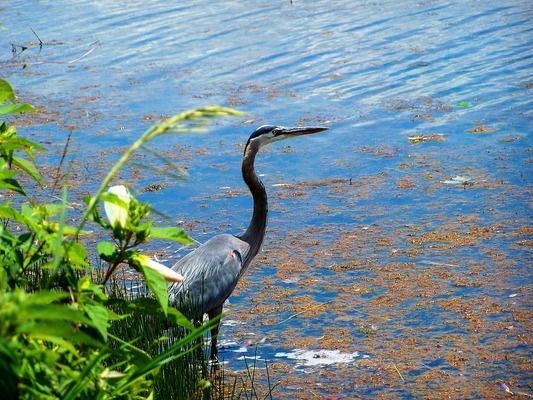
(276, 126), (328, 137)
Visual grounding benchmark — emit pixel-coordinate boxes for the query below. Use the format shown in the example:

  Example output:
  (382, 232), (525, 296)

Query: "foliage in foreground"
(0, 78), (244, 399)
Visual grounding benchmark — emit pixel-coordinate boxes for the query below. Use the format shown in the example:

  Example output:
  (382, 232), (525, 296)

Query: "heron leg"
(207, 306), (223, 361)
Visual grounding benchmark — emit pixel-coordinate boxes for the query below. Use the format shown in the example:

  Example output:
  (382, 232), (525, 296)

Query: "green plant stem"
(76, 106), (243, 237)
(103, 232), (132, 284)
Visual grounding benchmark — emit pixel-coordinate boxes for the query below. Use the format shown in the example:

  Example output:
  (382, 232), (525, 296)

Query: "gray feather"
(169, 234), (250, 318)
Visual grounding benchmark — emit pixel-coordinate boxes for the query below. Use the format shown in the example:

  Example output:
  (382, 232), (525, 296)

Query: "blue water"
(2, 0), (532, 397)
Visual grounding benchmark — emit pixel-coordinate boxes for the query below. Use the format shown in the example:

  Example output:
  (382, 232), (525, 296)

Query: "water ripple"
(1, 2), (531, 394)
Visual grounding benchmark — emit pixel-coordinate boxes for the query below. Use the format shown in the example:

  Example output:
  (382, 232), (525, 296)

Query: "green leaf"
(49, 187), (68, 272)
(0, 177), (25, 195)
(97, 241), (118, 262)
(105, 307), (128, 321)
(11, 155), (43, 185)
(19, 303), (94, 326)
(150, 226), (193, 245)
(65, 241), (89, 268)
(166, 307), (195, 330)
(83, 195), (107, 227)
(0, 170), (18, 179)
(84, 303), (109, 341)
(0, 103), (34, 115)
(0, 136), (45, 158)
(25, 291), (69, 304)
(0, 205), (19, 220)
(138, 262), (169, 315)
(455, 101), (471, 108)
(62, 351), (109, 400)
(18, 321), (103, 349)
(0, 79), (16, 103)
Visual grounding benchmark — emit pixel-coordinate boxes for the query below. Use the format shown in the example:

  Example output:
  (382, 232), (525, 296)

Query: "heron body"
(170, 234), (249, 317)
(169, 125), (327, 359)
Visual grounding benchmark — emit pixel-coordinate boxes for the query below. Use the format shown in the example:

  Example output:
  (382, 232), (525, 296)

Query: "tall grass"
(106, 272), (275, 400)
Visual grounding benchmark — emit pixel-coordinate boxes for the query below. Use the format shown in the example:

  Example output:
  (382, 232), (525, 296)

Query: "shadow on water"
(2, 0), (532, 397)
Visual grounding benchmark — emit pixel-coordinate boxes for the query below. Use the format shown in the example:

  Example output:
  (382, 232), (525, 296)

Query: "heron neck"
(238, 141), (267, 269)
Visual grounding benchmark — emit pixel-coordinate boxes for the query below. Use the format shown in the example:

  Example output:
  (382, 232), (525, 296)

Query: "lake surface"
(2, 0), (532, 398)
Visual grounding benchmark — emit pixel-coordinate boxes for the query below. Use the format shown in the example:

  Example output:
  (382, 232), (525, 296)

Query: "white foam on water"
(222, 319), (245, 327)
(274, 349), (360, 367)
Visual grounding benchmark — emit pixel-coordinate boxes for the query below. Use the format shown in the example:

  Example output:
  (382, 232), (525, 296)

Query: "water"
(2, 1), (532, 397)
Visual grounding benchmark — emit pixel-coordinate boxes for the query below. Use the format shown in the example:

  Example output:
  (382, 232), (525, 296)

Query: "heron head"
(246, 125), (328, 149)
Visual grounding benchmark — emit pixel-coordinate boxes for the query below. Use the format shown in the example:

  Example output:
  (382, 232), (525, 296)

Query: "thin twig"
(30, 27), (43, 48)
(27, 41), (100, 65)
(11, 43), (28, 56)
(52, 130), (72, 192)
(393, 363), (405, 383)
(250, 346), (259, 400)
(140, 144), (189, 177)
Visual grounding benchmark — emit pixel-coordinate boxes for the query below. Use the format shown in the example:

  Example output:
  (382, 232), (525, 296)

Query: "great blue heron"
(169, 125), (328, 359)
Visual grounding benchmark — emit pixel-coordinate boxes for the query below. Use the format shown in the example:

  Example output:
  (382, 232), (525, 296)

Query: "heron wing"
(168, 234), (250, 317)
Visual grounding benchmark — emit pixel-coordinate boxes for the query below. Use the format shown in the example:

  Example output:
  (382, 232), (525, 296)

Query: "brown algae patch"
(467, 124), (496, 134)
(226, 206), (532, 399)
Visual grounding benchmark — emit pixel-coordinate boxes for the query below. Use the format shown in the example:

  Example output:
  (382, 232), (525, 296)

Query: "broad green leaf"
(105, 306), (129, 321)
(0, 121), (16, 137)
(97, 241), (118, 262)
(22, 328), (77, 354)
(0, 103), (34, 115)
(84, 303), (109, 341)
(65, 241), (89, 268)
(78, 275), (91, 291)
(138, 261), (169, 315)
(79, 279), (107, 302)
(455, 101), (471, 108)
(11, 155), (43, 185)
(166, 307), (195, 330)
(0, 136), (45, 158)
(18, 320), (103, 348)
(25, 291), (69, 304)
(0, 170), (18, 179)
(0, 79), (16, 103)
(0, 205), (19, 220)
(0, 177), (25, 195)
(150, 226), (193, 245)
(20, 303), (94, 326)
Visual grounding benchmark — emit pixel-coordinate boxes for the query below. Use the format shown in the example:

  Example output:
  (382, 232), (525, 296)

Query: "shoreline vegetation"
(0, 79), (270, 399)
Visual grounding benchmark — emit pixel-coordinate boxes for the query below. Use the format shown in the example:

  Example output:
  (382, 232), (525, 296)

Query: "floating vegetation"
(498, 135), (524, 143)
(454, 101), (471, 108)
(467, 124), (496, 134)
(407, 134), (446, 143)
(516, 81), (533, 89)
(141, 182), (167, 192)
